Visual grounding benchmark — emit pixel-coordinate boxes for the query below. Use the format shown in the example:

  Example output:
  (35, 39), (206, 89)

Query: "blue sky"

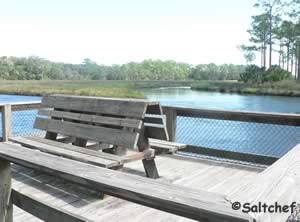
(0, 0), (258, 65)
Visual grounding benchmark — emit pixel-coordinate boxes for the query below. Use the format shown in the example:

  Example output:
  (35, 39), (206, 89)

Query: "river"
(144, 87), (300, 113)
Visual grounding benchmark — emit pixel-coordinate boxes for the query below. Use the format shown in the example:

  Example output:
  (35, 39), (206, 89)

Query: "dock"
(0, 97), (299, 222)
(12, 154), (262, 221)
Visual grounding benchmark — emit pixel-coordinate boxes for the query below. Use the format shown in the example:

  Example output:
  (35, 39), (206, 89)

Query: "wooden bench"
(12, 94), (173, 179)
(0, 144), (254, 222)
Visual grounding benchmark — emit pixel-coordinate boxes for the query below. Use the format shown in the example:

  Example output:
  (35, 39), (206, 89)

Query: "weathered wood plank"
(165, 107), (177, 142)
(9, 137), (120, 168)
(12, 189), (91, 222)
(149, 139), (186, 149)
(34, 117), (139, 149)
(125, 149), (155, 162)
(144, 116), (164, 125)
(227, 143), (300, 222)
(1, 105), (12, 142)
(137, 126), (159, 179)
(145, 104), (164, 115)
(12, 136), (154, 164)
(0, 144), (254, 222)
(0, 159), (12, 222)
(182, 145), (278, 165)
(163, 106), (300, 126)
(38, 109), (142, 129)
(149, 139), (186, 154)
(145, 124), (169, 141)
(42, 95), (153, 118)
(22, 136), (126, 162)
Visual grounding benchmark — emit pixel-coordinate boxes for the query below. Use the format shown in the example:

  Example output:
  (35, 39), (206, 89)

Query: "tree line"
(0, 56), (245, 81)
(239, 0), (300, 80)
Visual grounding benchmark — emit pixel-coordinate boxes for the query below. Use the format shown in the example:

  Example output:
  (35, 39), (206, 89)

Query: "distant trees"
(189, 64), (244, 80)
(241, 0), (300, 80)
(240, 64), (292, 83)
(0, 56), (246, 81)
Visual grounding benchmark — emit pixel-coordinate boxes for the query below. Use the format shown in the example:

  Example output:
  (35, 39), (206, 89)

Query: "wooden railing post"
(1, 105), (12, 142)
(165, 107), (177, 142)
(0, 159), (12, 222)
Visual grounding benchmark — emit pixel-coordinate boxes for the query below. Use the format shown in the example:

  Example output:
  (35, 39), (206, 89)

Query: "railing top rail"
(0, 100), (41, 107)
(162, 105), (300, 126)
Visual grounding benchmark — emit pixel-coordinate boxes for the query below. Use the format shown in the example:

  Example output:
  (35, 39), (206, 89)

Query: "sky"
(0, 0), (258, 65)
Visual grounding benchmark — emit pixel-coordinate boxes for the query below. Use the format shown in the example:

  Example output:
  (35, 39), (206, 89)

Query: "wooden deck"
(12, 154), (262, 222)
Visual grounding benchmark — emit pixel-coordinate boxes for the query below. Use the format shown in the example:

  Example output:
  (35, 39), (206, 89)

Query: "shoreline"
(0, 80), (299, 98)
(191, 81), (300, 98)
(190, 87), (300, 97)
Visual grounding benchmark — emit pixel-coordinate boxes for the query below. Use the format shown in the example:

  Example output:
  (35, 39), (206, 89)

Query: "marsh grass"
(191, 80), (300, 97)
(0, 80), (194, 98)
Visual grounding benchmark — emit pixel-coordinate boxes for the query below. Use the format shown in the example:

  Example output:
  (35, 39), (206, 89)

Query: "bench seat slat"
(149, 139), (187, 149)
(9, 137), (120, 169)
(38, 109), (142, 129)
(34, 117), (139, 149)
(22, 136), (125, 162)
(13, 136), (155, 164)
(0, 144), (253, 222)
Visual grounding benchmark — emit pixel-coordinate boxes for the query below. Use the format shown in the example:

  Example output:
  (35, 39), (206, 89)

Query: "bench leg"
(142, 159), (159, 179)
(0, 159), (12, 222)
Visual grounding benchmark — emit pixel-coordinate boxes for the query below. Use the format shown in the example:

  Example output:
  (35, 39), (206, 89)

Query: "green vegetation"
(239, 0), (300, 80)
(240, 65), (292, 83)
(0, 56), (244, 81)
(191, 80), (300, 96)
(0, 0), (299, 98)
(1, 79), (299, 98)
(0, 80), (195, 98)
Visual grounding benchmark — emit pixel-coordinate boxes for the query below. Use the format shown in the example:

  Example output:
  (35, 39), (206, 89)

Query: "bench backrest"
(34, 94), (162, 149)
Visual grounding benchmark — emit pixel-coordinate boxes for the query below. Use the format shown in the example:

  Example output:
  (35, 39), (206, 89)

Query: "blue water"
(144, 88), (300, 157)
(0, 94), (41, 104)
(144, 87), (300, 113)
(0, 95), (42, 136)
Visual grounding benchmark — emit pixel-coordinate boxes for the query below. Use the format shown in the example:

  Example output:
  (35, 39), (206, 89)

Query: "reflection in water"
(144, 88), (300, 157)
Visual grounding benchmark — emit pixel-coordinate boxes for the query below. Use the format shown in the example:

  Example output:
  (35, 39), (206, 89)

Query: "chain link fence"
(11, 103), (44, 137)
(163, 106), (300, 165)
(3, 102), (300, 166)
(177, 115), (300, 157)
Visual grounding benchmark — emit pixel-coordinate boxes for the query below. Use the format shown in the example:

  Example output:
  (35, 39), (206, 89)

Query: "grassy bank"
(0, 80), (194, 98)
(1, 80), (299, 98)
(191, 80), (300, 97)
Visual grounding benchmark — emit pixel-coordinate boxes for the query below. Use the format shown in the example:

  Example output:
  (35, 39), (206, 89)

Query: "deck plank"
(11, 152), (260, 222)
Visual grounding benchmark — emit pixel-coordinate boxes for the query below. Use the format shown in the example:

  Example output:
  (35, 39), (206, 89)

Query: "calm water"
(144, 88), (300, 157)
(1, 91), (299, 158)
(144, 87), (300, 113)
(0, 94), (42, 137)
(0, 94), (41, 104)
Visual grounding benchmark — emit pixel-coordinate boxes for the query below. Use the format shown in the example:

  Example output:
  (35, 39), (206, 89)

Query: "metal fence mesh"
(12, 104), (44, 137)
(6, 103), (300, 165)
(176, 113), (300, 159)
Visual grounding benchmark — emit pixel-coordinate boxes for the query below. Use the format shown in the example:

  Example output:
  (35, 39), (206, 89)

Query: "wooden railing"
(1, 101), (299, 165)
(163, 106), (300, 142)
(162, 105), (300, 165)
(0, 101), (41, 141)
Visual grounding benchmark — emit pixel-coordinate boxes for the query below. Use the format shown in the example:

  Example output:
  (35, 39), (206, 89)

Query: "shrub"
(263, 65), (292, 82)
(240, 65), (265, 83)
